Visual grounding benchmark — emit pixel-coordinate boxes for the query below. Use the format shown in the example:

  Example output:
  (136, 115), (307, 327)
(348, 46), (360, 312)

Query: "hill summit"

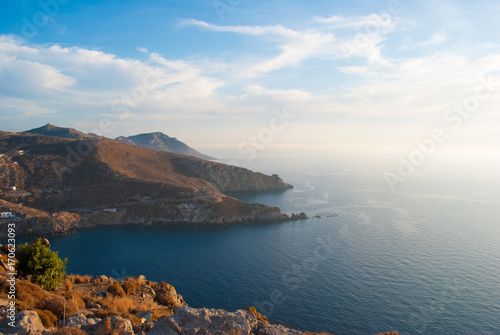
(116, 132), (215, 160)
(23, 124), (215, 160)
(24, 123), (96, 140)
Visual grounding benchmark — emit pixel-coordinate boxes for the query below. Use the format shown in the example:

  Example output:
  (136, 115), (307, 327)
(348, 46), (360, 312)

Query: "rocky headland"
(0, 129), (304, 238)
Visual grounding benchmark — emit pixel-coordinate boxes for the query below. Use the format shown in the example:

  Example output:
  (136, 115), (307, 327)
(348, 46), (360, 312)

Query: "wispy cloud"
(314, 13), (394, 30)
(180, 18), (396, 76)
(401, 32), (447, 50)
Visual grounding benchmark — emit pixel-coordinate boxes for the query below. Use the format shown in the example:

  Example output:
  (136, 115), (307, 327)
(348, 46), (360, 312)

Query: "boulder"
(148, 306), (258, 335)
(141, 285), (156, 297)
(0, 310), (45, 335)
(61, 312), (101, 329)
(154, 282), (185, 307)
(95, 316), (134, 335)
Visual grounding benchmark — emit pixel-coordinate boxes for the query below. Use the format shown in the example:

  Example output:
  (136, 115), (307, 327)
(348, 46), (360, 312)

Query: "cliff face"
(171, 157), (293, 192)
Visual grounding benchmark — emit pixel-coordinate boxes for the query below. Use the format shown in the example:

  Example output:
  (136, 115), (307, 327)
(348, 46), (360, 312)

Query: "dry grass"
(121, 278), (138, 295)
(107, 282), (126, 297)
(35, 308), (58, 328)
(1, 273), (176, 332)
(67, 274), (91, 284)
(65, 280), (72, 292)
(110, 296), (135, 313)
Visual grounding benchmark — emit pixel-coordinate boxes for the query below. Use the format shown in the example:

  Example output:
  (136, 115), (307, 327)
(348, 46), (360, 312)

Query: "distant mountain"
(24, 123), (97, 139)
(23, 124), (214, 160)
(115, 132), (216, 160)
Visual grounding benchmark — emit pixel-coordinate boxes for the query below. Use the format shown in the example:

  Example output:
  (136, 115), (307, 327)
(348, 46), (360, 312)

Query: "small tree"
(17, 239), (67, 290)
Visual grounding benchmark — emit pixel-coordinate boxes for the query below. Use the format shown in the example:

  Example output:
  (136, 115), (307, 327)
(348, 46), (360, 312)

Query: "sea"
(18, 153), (500, 334)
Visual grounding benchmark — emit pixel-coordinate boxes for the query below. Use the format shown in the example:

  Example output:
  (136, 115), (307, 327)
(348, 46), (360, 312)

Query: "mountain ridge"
(115, 132), (216, 160)
(23, 124), (215, 160)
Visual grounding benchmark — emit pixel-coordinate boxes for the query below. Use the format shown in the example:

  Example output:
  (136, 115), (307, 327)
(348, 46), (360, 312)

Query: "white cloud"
(314, 13), (395, 30)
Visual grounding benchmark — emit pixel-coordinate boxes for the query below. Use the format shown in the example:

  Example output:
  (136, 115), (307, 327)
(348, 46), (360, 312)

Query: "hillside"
(0, 131), (296, 236)
(115, 132), (215, 160)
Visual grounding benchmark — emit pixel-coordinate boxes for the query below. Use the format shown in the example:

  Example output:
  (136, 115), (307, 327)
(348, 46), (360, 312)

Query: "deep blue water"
(17, 156), (500, 334)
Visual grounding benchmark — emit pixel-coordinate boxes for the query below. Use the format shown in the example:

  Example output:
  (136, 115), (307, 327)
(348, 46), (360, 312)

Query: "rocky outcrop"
(0, 310), (45, 335)
(153, 282), (186, 308)
(63, 313), (101, 330)
(148, 306), (259, 335)
(95, 316), (134, 335)
(171, 158), (293, 192)
(146, 306), (308, 335)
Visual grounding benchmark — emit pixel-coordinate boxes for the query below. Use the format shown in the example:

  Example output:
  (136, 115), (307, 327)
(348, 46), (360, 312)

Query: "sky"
(0, 0), (500, 160)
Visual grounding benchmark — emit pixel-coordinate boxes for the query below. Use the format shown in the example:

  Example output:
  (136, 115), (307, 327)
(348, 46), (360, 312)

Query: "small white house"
(11, 186), (16, 191)
(103, 208), (117, 213)
(1, 212), (15, 218)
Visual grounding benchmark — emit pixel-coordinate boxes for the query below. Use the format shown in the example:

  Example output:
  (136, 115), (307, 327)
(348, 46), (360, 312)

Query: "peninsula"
(0, 126), (303, 237)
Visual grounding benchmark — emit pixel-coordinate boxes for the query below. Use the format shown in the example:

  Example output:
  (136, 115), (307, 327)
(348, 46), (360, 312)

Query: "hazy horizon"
(1, 0), (500, 163)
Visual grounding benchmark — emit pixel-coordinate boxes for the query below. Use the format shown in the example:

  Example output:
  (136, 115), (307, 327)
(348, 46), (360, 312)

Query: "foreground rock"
(0, 310), (45, 335)
(145, 306), (307, 335)
(148, 306), (258, 335)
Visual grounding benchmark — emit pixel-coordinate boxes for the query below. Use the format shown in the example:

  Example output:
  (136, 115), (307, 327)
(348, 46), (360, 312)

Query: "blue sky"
(1, 0), (500, 159)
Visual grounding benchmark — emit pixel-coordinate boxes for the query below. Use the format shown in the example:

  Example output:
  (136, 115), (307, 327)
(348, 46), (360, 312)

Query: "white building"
(1, 212), (15, 218)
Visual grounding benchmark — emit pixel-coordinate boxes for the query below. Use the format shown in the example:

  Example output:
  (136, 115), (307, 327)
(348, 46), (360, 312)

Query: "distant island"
(0, 124), (305, 237)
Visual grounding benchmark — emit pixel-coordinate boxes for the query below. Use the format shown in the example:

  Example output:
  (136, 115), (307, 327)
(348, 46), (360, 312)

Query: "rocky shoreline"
(0, 197), (308, 238)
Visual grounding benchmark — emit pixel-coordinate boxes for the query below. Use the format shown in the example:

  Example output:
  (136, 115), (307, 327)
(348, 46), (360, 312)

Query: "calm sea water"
(18, 155), (500, 334)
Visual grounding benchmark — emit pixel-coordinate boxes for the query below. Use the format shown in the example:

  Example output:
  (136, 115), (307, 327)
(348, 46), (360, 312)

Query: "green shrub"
(17, 240), (67, 290)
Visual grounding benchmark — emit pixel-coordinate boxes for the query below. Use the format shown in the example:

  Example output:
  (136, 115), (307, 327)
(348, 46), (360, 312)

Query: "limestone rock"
(141, 285), (156, 297)
(0, 310), (45, 335)
(95, 316), (134, 335)
(62, 313), (101, 329)
(148, 306), (258, 335)
(154, 282), (185, 307)
(258, 325), (304, 335)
